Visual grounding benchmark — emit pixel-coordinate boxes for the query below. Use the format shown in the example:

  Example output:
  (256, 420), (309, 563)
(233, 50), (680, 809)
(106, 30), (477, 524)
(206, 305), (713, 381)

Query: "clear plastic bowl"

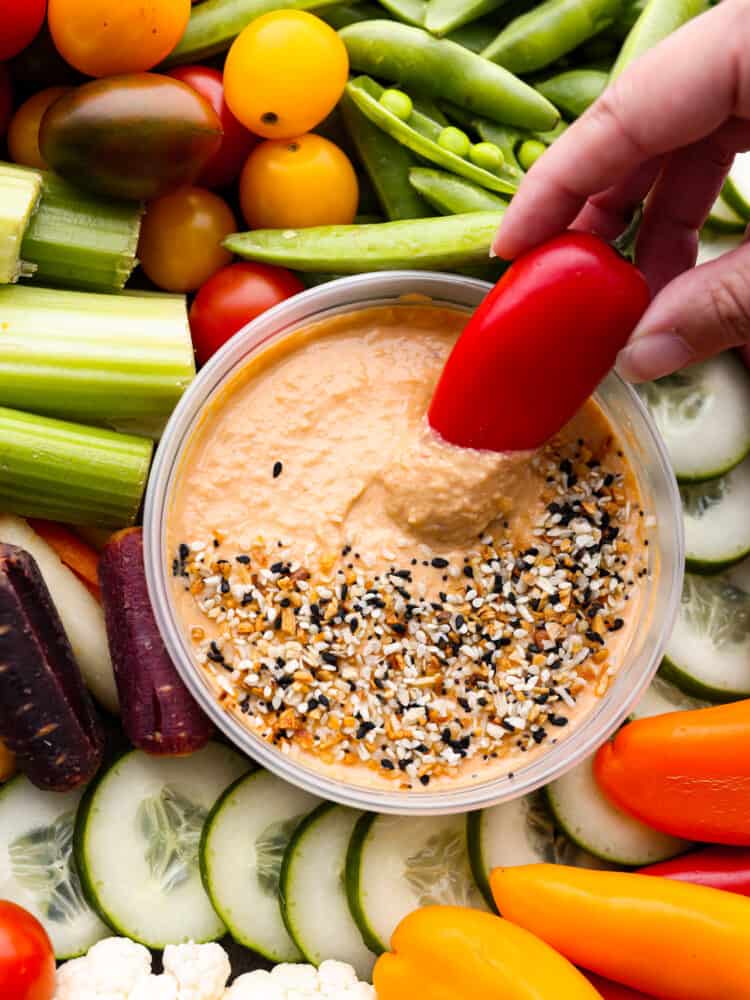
(144, 271), (684, 816)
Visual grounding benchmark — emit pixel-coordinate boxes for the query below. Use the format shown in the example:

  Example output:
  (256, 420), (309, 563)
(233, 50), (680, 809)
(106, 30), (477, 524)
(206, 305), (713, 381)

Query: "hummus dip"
(168, 304), (647, 792)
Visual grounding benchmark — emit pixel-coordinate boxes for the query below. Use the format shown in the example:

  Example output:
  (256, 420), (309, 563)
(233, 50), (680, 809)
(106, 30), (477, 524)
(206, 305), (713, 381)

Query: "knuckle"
(708, 267), (750, 346)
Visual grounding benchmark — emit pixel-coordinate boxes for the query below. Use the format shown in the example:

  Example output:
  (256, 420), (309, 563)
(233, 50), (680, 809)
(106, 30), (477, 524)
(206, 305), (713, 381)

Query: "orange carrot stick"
(28, 519), (102, 598)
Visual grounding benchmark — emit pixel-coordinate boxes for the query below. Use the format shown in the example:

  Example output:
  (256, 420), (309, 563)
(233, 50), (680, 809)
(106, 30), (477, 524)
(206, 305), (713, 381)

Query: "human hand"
(493, 0), (750, 381)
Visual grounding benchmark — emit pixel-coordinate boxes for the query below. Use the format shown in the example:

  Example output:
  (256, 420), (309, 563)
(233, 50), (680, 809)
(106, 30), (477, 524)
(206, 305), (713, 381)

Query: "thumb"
(616, 241), (750, 382)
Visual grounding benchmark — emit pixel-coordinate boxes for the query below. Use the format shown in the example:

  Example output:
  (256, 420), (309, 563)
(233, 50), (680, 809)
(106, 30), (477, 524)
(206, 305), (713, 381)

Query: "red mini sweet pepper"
(429, 230), (650, 452)
(640, 846), (750, 896)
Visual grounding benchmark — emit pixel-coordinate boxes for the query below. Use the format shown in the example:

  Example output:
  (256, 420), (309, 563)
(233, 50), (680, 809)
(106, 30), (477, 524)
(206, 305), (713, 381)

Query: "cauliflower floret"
(162, 941), (231, 1000)
(223, 971), (285, 1000)
(130, 975), (179, 1000)
(317, 962), (357, 992)
(339, 985), (376, 1000)
(55, 938), (152, 1000)
(269, 964), (318, 993)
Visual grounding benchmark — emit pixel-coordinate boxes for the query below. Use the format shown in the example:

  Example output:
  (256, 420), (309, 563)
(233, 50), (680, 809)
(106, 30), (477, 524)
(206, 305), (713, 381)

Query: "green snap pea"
(517, 138), (547, 169)
(412, 96), (450, 124)
(380, 89), (414, 119)
(469, 141), (504, 169)
(339, 21), (559, 130)
(610, 0), (707, 80)
(409, 167), (507, 214)
(165, 0), (341, 64)
(438, 126), (472, 156)
(340, 91), (431, 220)
(347, 76), (521, 194)
(425, 0), (510, 37)
(223, 212), (506, 272)
(535, 68), (608, 119)
(319, 1), (385, 29)
(378, 0), (428, 25)
(481, 0), (622, 74)
(445, 16), (503, 51)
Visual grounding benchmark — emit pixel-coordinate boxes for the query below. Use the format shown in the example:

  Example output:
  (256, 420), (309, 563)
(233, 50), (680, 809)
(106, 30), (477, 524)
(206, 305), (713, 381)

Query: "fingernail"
(616, 333), (694, 382)
(489, 244), (498, 259)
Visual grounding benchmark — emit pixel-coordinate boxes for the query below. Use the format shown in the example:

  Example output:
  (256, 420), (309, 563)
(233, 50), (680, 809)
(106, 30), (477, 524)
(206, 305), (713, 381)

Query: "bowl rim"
(144, 270), (685, 816)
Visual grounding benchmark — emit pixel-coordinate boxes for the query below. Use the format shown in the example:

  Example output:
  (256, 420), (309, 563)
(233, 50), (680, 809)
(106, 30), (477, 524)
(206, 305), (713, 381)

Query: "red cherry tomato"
(167, 65), (258, 189)
(0, 1), (46, 61)
(0, 65), (12, 136)
(189, 262), (304, 365)
(0, 901), (55, 1000)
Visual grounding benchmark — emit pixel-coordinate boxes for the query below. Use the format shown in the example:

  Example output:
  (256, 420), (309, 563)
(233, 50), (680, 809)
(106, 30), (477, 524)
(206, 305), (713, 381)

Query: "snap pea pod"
(165, 0), (341, 63)
(425, 0), (510, 37)
(481, 0), (622, 74)
(606, 0), (647, 36)
(340, 92), (431, 220)
(535, 69), (608, 118)
(319, 1), (384, 28)
(347, 77), (521, 193)
(610, 0), (707, 80)
(339, 21), (559, 130)
(441, 102), (567, 169)
(378, 0), (428, 24)
(409, 167), (507, 213)
(445, 15), (504, 50)
(223, 211), (505, 271)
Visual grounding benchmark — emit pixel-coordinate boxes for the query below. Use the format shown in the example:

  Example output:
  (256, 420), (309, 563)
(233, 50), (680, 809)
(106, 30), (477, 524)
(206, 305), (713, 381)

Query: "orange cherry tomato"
(48, 0), (191, 77)
(224, 11), (348, 139)
(166, 65), (257, 189)
(138, 186), (236, 293)
(0, 901), (55, 1000)
(239, 134), (359, 230)
(8, 87), (70, 169)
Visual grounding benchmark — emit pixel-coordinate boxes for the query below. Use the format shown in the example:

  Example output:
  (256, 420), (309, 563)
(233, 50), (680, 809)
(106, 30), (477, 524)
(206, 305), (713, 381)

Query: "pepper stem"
(611, 204), (644, 261)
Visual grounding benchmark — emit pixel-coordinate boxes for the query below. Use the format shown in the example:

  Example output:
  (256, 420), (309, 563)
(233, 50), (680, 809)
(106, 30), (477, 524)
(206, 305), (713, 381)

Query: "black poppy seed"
(549, 715), (569, 727)
(431, 557), (449, 569)
(419, 775), (430, 786)
(236, 554), (251, 564)
(273, 461), (283, 479)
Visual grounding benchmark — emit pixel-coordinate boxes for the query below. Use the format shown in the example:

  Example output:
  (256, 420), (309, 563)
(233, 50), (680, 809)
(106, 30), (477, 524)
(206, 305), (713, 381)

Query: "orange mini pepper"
(594, 699), (750, 845)
(373, 905), (603, 1000)
(491, 864), (750, 1000)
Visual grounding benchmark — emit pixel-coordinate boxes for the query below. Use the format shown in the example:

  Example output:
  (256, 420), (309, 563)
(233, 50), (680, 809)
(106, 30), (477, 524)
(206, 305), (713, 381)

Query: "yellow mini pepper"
(491, 864), (750, 1000)
(373, 905), (603, 1000)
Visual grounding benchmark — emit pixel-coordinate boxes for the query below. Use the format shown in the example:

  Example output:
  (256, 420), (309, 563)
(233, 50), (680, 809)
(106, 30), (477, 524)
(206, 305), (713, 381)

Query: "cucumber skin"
(673, 435), (750, 486)
(198, 765), (260, 948)
(73, 749), (132, 938)
(343, 812), (387, 955)
(465, 812), (497, 910)
(659, 659), (750, 704)
(278, 801), (336, 961)
(686, 542), (750, 576)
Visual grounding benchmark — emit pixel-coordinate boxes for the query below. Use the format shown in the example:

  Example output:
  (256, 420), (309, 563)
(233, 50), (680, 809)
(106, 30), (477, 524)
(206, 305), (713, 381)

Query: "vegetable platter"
(0, 0), (749, 999)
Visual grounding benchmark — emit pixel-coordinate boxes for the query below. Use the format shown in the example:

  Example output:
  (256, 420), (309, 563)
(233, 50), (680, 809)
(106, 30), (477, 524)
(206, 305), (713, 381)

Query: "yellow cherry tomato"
(48, 0), (191, 77)
(239, 134), (359, 230)
(224, 11), (349, 139)
(138, 187), (236, 293)
(8, 87), (70, 170)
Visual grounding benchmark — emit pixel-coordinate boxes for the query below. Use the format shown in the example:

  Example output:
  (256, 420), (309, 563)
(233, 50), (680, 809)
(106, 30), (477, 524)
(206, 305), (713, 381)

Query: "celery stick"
(0, 285), (195, 439)
(21, 171), (143, 293)
(0, 165), (41, 283)
(0, 407), (153, 527)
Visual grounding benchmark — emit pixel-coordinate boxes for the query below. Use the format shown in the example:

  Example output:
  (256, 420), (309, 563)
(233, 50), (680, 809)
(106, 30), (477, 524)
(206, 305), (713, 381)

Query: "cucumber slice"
(467, 792), (614, 907)
(722, 152), (750, 221)
(638, 354), (750, 481)
(0, 776), (109, 959)
(201, 769), (321, 963)
(546, 756), (689, 866)
(706, 194), (746, 234)
(631, 674), (709, 719)
(681, 455), (750, 573)
(75, 743), (248, 948)
(698, 228), (743, 265)
(346, 812), (487, 954)
(280, 803), (375, 980)
(662, 572), (750, 701)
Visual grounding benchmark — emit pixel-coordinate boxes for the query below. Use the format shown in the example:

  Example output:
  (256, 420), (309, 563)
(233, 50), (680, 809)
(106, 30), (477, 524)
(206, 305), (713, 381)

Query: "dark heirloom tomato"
(39, 73), (224, 201)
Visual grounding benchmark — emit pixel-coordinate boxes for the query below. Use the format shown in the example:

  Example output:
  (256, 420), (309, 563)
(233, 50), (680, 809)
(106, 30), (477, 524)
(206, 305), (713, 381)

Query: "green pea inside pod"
(39, 73), (224, 202)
